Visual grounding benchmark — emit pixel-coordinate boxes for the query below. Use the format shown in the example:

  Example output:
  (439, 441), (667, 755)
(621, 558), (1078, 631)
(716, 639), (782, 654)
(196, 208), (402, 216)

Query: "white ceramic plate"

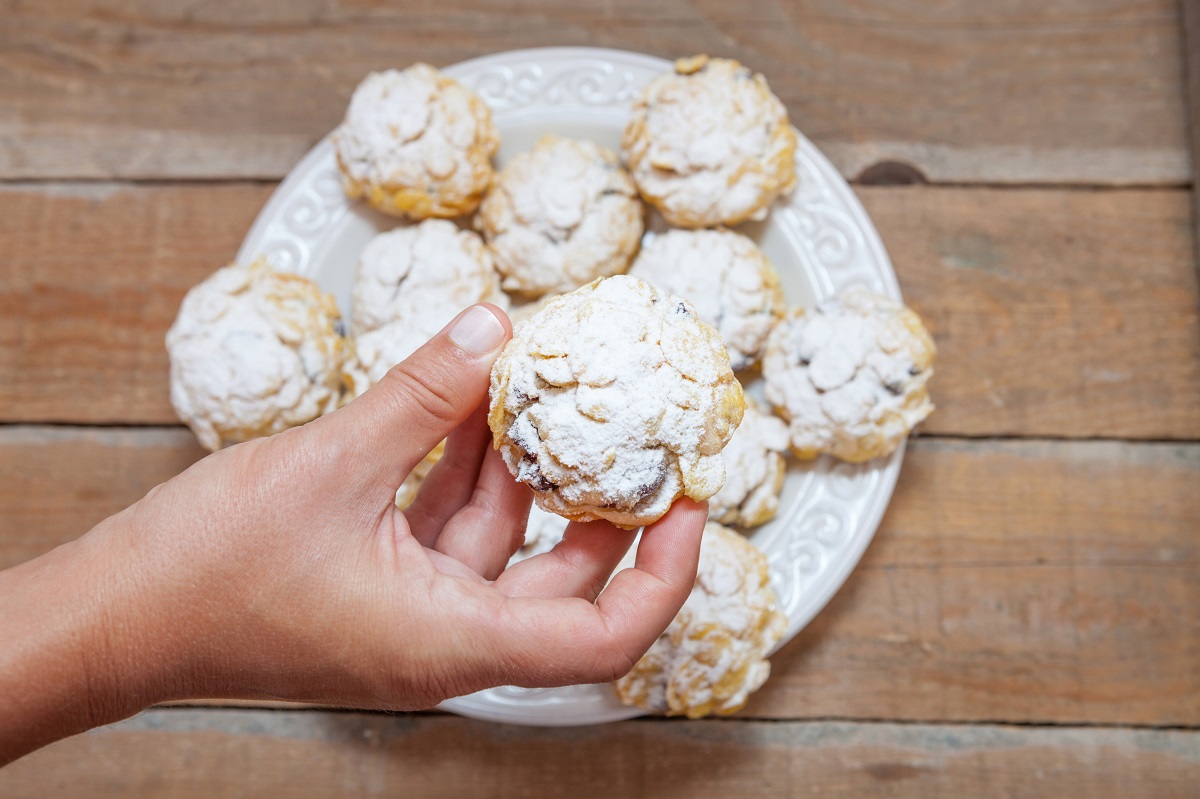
(237, 47), (904, 727)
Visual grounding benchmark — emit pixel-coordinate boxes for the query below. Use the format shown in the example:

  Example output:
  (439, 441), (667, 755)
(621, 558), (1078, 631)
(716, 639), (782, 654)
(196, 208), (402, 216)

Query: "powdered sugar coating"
(166, 260), (346, 452)
(351, 220), (505, 334)
(334, 64), (500, 219)
(488, 275), (745, 529)
(709, 400), (790, 529)
(344, 221), (507, 397)
(612, 522), (786, 717)
(622, 55), (797, 228)
(629, 229), (784, 371)
(763, 286), (936, 462)
(479, 135), (644, 297)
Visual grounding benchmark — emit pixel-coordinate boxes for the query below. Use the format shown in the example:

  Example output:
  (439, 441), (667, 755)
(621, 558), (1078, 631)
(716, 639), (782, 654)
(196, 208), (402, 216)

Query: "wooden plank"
(862, 186), (1200, 438)
(2, 182), (1198, 437)
(1181, 0), (1200, 274)
(2, 711), (1198, 797)
(0, 0), (1187, 184)
(2, 429), (1197, 726)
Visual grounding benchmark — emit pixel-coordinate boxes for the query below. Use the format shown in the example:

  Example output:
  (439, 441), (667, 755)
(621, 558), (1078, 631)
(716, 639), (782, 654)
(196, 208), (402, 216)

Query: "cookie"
(762, 285), (936, 462)
(478, 135), (644, 297)
(345, 220), (507, 397)
(394, 441), (446, 510)
(166, 259), (347, 452)
(351, 219), (505, 335)
(628, 228), (784, 371)
(612, 522), (786, 718)
(621, 55), (797, 228)
(708, 400), (790, 529)
(488, 275), (745, 529)
(333, 64), (500, 219)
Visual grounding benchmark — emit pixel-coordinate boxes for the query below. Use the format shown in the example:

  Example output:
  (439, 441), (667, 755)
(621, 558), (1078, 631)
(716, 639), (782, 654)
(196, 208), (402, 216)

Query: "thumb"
(332, 303), (511, 498)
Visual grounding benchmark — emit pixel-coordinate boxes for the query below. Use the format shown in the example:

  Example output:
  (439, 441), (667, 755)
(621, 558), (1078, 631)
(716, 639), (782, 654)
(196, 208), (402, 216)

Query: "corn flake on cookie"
(629, 229), (784, 371)
(613, 522), (786, 717)
(350, 219), (505, 334)
(763, 285), (936, 462)
(166, 259), (347, 452)
(334, 64), (499, 219)
(479, 135), (644, 297)
(709, 400), (790, 529)
(488, 275), (745, 529)
(622, 55), (797, 228)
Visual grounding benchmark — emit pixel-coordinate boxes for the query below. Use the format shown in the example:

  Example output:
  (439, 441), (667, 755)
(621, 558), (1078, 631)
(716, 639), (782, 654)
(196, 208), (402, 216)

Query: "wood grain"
(3, 428), (1196, 726)
(2, 182), (1197, 438)
(2, 710), (1198, 798)
(0, 0), (1186, 184)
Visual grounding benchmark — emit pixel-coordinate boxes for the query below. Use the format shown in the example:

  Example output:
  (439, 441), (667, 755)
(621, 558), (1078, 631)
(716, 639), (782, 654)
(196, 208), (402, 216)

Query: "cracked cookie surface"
(488, 275), (745, 529)
(708, 400), (790, 529)
(622, 55), (797, 228)
(629, 228), (784, 371)
(479, 135), (643, 298)
(166, 259), (346, 452)
(613, 521), (786, 717)
(763, 285), (936, 462)
(334, 64), (499, 219)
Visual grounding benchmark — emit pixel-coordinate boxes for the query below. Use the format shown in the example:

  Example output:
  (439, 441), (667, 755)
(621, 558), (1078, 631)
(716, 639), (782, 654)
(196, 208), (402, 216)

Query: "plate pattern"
(236, 47), (903, 726)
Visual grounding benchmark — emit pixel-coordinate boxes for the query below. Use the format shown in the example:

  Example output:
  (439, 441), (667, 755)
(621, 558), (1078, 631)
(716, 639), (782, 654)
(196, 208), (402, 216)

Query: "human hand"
(0, 304), (705, 763)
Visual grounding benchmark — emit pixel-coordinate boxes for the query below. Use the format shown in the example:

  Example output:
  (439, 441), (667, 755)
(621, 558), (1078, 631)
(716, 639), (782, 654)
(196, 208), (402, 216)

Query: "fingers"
(495, 519), (637, 602)
(429, 446), (532, 580)
(403, 404), (493, 547)
(329, 304), (511, 503)
(487, 499), (707, 687)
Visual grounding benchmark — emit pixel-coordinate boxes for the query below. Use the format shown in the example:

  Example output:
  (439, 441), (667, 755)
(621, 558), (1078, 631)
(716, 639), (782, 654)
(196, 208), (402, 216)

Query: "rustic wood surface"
(2, 710), (1199, 798)
(4, 184), (1198, 437)
(0, 0), (1187, 184)
(1, 1), (1196, 796)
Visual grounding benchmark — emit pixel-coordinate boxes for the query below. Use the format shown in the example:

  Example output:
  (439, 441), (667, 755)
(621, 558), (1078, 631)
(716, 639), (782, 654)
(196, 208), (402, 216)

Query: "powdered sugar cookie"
(613, 521), (786, 718)
(166, 259), (347, 452)
(351, 219), (505, 335)
(489, 275), (745, 529)
(622, 55), (797, 228)
(709, 400), (789, 529)
(478, 135), (643, 297)
(334, 64), (499, 219)
(628, 228), (784, 371)
(344, 221), (507, 397)
(763, 286), (936, 462)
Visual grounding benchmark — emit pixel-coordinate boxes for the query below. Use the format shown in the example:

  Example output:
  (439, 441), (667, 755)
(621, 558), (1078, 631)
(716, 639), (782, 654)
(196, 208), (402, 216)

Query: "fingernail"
(448, 305), (507, 355)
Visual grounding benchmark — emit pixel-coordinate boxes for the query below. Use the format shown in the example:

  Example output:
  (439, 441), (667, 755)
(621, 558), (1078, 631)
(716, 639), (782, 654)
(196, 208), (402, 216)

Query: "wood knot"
(856, 160), (927, 186)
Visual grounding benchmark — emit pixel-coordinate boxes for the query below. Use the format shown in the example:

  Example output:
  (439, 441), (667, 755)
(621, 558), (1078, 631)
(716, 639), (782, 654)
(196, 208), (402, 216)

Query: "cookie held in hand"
(488, 275), (745, 529)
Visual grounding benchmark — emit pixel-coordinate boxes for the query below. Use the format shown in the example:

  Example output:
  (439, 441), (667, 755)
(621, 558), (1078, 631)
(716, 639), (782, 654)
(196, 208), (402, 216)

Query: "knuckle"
(381, 360), (462, 426)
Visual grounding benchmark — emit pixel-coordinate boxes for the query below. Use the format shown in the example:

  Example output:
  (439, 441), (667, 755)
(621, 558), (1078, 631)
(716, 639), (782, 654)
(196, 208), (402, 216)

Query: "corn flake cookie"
(350, 219), (505, 335)
(708, 400), (790, 529)
(629, 228), (784, 371)
(613, 522), (786, 718)
(166, 259), (347, 452)
(622, 55), (797, 228)
(763, 285), (936, 462)
(345, 221), (507, 397)
(488, 275), (745, 529)
(479, 135), (644, 298)
(334, 64), (499, 219)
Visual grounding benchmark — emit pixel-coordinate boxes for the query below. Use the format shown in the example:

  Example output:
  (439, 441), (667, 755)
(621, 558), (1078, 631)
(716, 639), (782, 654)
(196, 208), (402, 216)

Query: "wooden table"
(2, 2), (1199, 795)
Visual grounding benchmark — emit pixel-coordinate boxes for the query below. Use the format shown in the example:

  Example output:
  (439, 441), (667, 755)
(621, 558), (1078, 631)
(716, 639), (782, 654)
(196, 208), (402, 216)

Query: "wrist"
(0, 508), (198, 764)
